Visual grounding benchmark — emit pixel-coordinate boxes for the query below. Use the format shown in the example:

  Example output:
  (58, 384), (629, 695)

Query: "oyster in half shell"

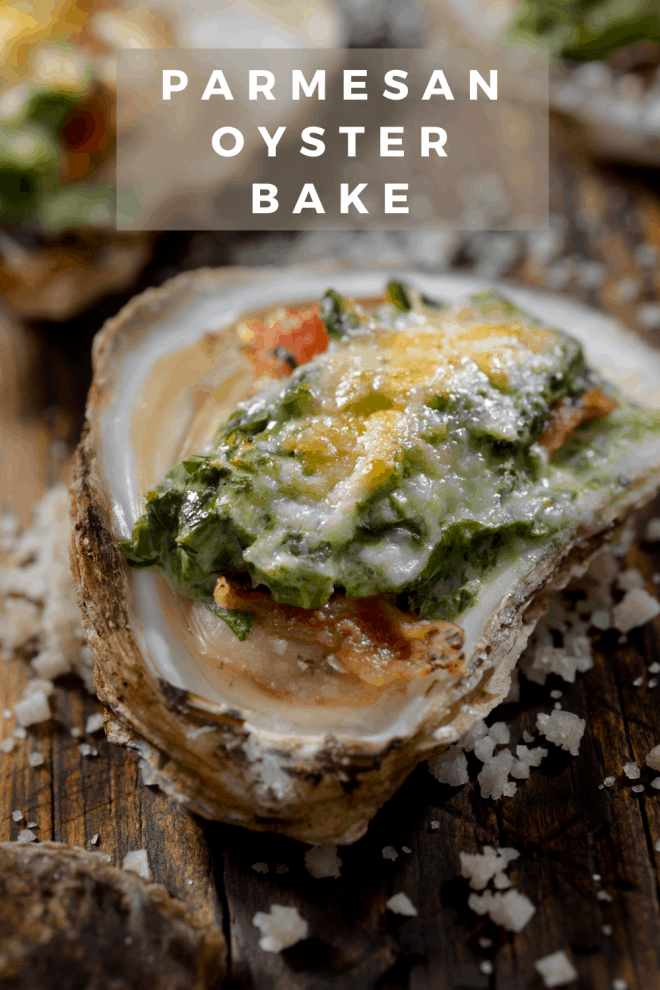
(70, 267), (660, 844)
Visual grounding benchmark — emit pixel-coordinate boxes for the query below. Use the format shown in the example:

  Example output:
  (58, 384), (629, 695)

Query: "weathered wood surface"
(1, 149), (660, 989)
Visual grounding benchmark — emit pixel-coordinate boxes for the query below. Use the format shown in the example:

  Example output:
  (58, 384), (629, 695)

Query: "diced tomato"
(240, 307), (328, 379)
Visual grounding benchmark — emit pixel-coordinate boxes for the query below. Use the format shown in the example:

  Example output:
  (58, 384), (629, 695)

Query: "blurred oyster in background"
(421, 0), (660, 167)
(0, 0), (344, 320)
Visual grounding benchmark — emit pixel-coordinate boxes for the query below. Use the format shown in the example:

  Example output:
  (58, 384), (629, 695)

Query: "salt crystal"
(536, 711), (585, 756)
(612, 980), (628, 990)
(617, 569), (646, 592)
(2, 710), (10, 719)
(550, 690), (563, 700)
(488, 722), (510, 746)
(493, 872), (511, 889)
(402, 846), (411, 854)
(14, 690), (50, 727)
(516, 745), (548, 768)
(632, 676), (644, 688)
(522, 730), (535, 744)
(604, 776), (615, 787)
(478, 937), (493, 948)
(646, 745), (660, 771)
(16, 829), (36, 843)
(478, 750), (515, 800)
(430, 821), (439, 829)
(70, 727), (81, 737)
(632, 785), (644, 793)
(27, 822), (36, 829)
(31, 649), (70, 680)
(593, 874), (601, 882)
(511, 760), (530, 780)
(0, 738), (14, 753)
(91, 834), (99, 845)
(467, 889), (536, 932)
(304, 845), (342, 879)
(122, 849), (153, 881)
(655, 840), (660, 852)
(386, 892), (418, 917)
(13, 727), (26, 740)
(602, 924), (613, 936)
(460, 846), (519, 890)
(78, 743), (98, 757)
(649, 663), (660, 674)
(28, 752), (44, 767)
(644, 518), (660, 542)
(553, 702), (563, 710)
(275, 863), (289, 875)
(253, 904), (308, 952)
(252, 863), (269, 874)
(650, 679), (658, 688)
(480, 961), (494, 975)
(382, 846), (398, 862)
(534, 950), (578, 987)
(428, 745), (469, 786)
(11, 810), (23, 822)
(458, 720), (488, 751)
(612, 588), (660, 633)
(623, 763), (640, 779)
(473, 736), (496, 763)
(597, 890), (612, 902)
(85, 712), (104, 735)
(591, 609), (611, 630)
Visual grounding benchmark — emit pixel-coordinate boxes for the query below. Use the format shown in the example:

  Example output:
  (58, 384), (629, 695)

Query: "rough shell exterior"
(0, 841), (225, 990)
(69, 266), (658, 844)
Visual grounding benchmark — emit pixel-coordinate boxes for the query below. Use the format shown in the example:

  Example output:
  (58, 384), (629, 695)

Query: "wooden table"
(2, 136), (660, 989)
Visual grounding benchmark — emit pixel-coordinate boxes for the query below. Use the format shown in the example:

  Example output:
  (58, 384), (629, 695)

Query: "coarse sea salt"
(427, 745), (469, 786)
(646, 745), (660, 771)
(612, 588), (660, 634)
(644, 518), (660, 542)
(382, 846), (398, 862)
(11, 810), (23, 822)
(534, 950), (578, 988)
(623, 763), (640, 779)
(252, 905), (308, 952)
(85, 712), (104, 735)
(122, 849), (153, 881)
(386, 892), (418, 917)
(460, 846), (519, 891)
(478, 750), (517, 800)
(16, 829), (36, 843)
(617, 569), (646, 592)
(467, 889), (536, 933)
(304, 845), (342, 879)
(536, 711), (585, 756)
(28, 752), (44, 768)
(14, 689), (50, 728)
(252, 863), (269, 874)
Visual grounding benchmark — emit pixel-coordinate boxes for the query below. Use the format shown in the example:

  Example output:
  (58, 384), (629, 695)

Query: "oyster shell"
(70, 266), (660, 844)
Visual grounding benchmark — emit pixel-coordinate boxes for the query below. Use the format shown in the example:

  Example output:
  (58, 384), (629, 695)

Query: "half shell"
(70, 266), (660, 843)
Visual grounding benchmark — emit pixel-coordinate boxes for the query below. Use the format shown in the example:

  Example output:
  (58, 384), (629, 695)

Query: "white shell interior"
(100, 269), (660, 742)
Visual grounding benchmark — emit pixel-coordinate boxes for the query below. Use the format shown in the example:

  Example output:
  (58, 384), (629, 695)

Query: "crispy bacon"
(214, 577), (465, 687)
(240, 308), (328, 380)
(537, 387), (619, 458)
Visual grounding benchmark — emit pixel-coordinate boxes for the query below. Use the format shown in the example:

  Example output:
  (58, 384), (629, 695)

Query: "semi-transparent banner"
(116, 48), (548, 231)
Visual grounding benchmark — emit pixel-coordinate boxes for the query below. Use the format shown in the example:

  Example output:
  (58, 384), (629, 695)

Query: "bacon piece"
(240, 308), (328, 380)
(537, 387), (619, 458)
(214, 577), (465, 687)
